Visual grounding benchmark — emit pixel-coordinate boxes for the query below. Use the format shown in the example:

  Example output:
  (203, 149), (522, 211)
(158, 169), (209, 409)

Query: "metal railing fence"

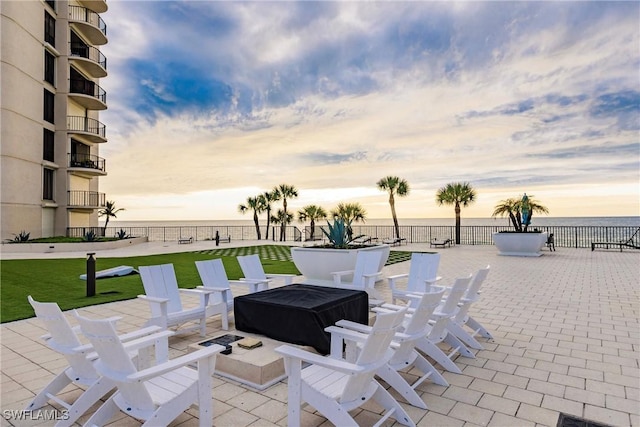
(67, 224), (639, 248)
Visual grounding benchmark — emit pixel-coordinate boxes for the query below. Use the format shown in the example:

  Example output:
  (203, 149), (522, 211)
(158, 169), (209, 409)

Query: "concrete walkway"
(1, 243), (638, 426)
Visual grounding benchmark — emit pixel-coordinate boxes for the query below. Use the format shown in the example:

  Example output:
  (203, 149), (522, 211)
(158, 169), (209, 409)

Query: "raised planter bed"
(492, 232), (547, 257)
(1, 237), (148, 254)
(291, 244), (390, 284)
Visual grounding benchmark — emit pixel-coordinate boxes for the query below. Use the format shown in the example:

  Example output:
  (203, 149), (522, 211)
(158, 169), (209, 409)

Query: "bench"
(591, 241), (637, 252)
(178, 237), (193, 244)
(382, 237), (407, 247)
(430, 238), (453, 248)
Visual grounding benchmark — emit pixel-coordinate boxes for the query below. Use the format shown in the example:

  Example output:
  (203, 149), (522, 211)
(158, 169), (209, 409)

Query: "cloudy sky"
(99, 1), (640, 221)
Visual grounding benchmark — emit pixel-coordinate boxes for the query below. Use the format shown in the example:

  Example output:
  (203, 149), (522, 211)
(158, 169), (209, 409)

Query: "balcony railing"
(69, 5), (107, 40)
(70, 78), (106, 103)
(68, 153), (106, 172)
(70, 42), (107, 71)
(67, 191), (106, 208)
(67, 116), (106, 141)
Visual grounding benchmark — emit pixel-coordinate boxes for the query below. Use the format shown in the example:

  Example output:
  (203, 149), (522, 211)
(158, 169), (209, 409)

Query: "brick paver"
(1, 243), (638, 426)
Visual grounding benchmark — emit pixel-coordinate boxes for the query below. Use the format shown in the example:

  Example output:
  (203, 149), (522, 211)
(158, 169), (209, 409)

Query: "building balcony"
(69, 78), (107, 110)
(68, 153), (107, 176)
(67, 116), (107, 143)
(77, 0), (108, 14)
(67, 190), (106, 210)
(68, 5), (107, 45)
(69, 43), (107, 78)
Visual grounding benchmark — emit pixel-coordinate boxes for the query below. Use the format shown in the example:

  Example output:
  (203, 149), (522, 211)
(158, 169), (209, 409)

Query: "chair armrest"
(128, 344), (224, 383)
(266, 274), (296, 285)
(334, 320), (372, 334)
(275, 345), (366, 375)
(325, 325), (370, 343)
(179, 288), (214, 296)
(137, 294), (169, 304)
(197, 286), (231, 293)
(332, 269), (354, 285)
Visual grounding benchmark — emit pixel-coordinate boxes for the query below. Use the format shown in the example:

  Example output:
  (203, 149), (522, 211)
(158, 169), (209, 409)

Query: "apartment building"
(1, 0), (108, 241)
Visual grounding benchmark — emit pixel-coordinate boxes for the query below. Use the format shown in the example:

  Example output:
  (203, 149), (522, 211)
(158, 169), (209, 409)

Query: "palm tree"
(238, 196), (264, 240)
(98, 200), (124, 236)
(273, 184), (298, 241)
(297, 205), (328, 241)
(377, 176), (410, 239)
(435, 182), (476, 244)
(331, 202), (367, 240)
(270, 209), (294, 241)
(259, 190), (278, 240)
(493, 195), (549, 232)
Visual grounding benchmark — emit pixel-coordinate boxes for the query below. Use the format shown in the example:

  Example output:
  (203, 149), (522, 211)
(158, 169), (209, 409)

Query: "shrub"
(12, 231), (30, 242)
(83, 230), (97, 242)
(116, 229), (130, 240)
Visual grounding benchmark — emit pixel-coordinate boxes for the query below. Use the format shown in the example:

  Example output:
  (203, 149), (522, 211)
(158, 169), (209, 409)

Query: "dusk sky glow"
(99, 1), (640, 221)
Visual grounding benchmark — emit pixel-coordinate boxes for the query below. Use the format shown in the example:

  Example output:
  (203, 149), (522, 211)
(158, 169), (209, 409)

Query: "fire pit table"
(234, 284), (369, 354)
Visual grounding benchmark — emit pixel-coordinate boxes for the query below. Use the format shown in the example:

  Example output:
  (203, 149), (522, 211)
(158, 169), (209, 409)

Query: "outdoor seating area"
(591, 227), (640, 252)
(1, 243), (638, 426)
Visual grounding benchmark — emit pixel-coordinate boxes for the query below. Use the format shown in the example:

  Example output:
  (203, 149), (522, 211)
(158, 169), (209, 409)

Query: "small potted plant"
(491, 193), (549, 256)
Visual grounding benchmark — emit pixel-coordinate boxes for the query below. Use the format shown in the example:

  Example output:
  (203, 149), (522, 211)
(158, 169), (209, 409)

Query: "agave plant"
(321, 219), (364, 249)
(116, 229), (130, 239)
(83, 230), (97, 242)
(12, 230), (30, 242)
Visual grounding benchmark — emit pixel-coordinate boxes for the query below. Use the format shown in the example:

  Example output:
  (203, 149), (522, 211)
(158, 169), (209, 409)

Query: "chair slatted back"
(28, 296), (97, 381)
(195, 259), (231, 306)
(406, 252), (440, 294)
(428, 275), (472, 340)
(139, 264), (183, 316)
(237, 254), (267, 281)
(340, 307), (406, 403)
(74, 312), (155, 412)
(390, 288), (445, 365)
(352, 250), (383, 286)
(456, 266), (490, 321)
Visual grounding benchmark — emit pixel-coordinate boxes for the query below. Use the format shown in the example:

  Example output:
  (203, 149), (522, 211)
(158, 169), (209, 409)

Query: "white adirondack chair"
(387, 252), (441, 305)
(195, 258), (268, 330)
(138, 263), (219, 336)
(25, 296), (162, 427)
(446, 265), (493, 349)
(275, 307), (415, 427)
(331, 250), (384, 300)
(237, 254), (296, 289)
(334, 287), (448, 409)
(74, 311), (223, 427)
(415, 275), (476, 373)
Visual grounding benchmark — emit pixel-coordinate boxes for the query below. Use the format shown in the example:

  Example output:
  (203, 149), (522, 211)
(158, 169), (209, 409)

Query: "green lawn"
(1, 245), (413, 323)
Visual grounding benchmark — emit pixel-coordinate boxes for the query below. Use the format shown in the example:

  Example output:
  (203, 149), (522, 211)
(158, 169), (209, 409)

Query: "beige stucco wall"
(1, 1), (108, 240)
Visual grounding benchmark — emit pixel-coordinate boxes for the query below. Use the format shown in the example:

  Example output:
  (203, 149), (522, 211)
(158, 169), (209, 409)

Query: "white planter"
(492, 232), (547, 257)
(291, 244), (391, 284)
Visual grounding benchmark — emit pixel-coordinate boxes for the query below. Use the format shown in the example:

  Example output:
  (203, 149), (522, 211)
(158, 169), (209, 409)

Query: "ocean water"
(107, 216), (640, 228)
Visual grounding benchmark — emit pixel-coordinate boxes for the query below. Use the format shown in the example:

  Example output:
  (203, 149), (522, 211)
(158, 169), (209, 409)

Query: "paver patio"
(1, 242), (638, 426)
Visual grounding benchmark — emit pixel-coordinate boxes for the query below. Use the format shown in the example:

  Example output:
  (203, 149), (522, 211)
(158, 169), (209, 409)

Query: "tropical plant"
(297, 205), (328, 241)
(273, 184), (298, 241)
(377, 176), (410, 239)
(83, 230), (97, 242)
(259, 190), (278, 240)
(492, 194), (549, 232)
(320, 218), (363, 249)
(115, 229), (130, 240)
(436, 182), (476, 244)
(270, 209), (294, 241)
(12, 230), (30, 242)
(98, 201), (125, 236)
(331, 202), (367, 241)
(238, 196), (264, 240)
